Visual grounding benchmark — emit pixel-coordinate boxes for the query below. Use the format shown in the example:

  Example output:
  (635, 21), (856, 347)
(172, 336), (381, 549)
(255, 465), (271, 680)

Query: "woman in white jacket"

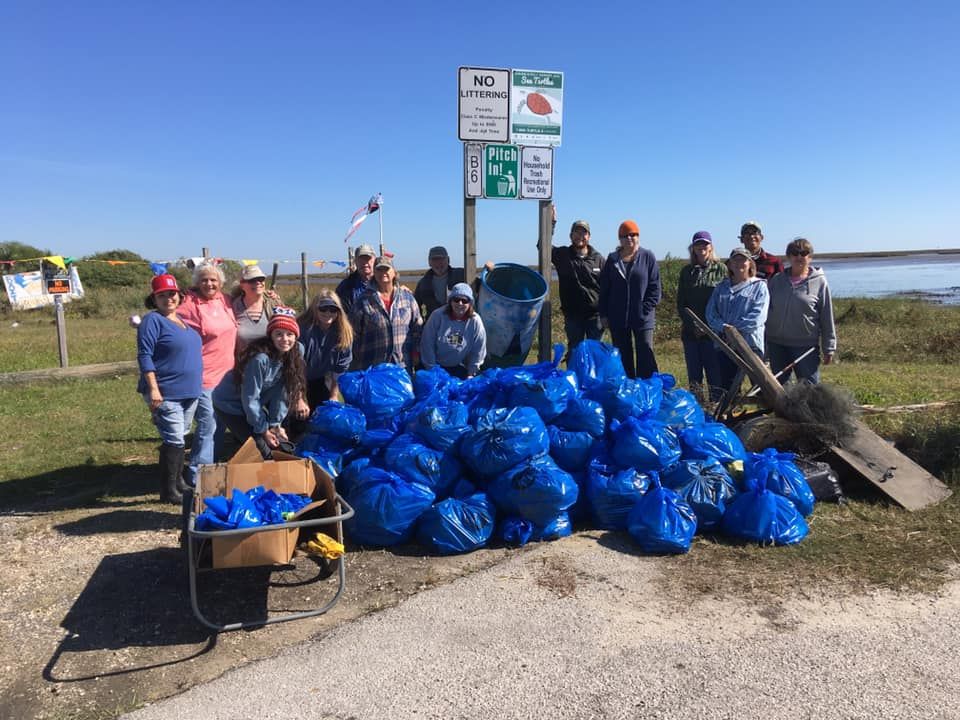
(765, 237), (836, 384)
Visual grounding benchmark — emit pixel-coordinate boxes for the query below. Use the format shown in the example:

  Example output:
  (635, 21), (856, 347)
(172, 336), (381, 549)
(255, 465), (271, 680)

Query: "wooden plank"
(0, 360), (138, 385)
(829, 421), (952, 511)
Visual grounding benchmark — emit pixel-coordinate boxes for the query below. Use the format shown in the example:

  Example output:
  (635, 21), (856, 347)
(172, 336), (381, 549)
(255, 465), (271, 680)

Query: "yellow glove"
(304, 533), (345, 559)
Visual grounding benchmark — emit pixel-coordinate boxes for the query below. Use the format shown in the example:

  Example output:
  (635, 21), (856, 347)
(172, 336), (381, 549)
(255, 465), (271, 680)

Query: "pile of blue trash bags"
(294, 340), (815, 555)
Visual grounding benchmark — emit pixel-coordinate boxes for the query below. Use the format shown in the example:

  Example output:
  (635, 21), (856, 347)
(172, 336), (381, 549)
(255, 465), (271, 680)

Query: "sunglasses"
(317, 307), (340, 314)
(788, 249), (810, 257)
(244, 277), (266, 284)
(451, 298), (471, 305)
(619, 233), (639, 240)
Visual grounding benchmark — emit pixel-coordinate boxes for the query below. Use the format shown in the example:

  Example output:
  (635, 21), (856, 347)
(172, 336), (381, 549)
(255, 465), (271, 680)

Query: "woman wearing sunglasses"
(297, 289), (354, 408)
(419, 282), (487, 379)
(231, 264), (277, 354)
(765, 237), (836, 384)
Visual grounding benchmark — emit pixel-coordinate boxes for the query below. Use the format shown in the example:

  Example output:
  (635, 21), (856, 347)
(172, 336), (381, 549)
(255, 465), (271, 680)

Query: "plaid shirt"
(350, 286), (423, 372)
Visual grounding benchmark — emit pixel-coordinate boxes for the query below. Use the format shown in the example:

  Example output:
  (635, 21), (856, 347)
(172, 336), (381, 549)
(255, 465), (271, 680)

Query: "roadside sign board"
(458, 67), (510, 143)
(510, 69), (563, 146)
(520, 146), (553, 199)
(464, 143), (482, 198)
(483, 144), (519, 199)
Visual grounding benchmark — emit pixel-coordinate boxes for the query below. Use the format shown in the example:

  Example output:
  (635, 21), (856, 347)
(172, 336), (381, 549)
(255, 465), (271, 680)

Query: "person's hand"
(148, 388), (163, 411)
(265, 288), (280, 303)
(483, 261), (495, 272)
(293, 397), (310, 419)
(262, 428), (281, 449)
(823, 353), (834, 366)
(276, 426), (289, 442)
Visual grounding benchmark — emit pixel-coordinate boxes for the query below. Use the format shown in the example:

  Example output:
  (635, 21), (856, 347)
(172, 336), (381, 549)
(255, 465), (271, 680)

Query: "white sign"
(511, 69), (563, 147)
(464, 143), (482, 198)
(520, 146), (553, 199)
(2, 267), (85, 310)
(458, 67), (510, 143)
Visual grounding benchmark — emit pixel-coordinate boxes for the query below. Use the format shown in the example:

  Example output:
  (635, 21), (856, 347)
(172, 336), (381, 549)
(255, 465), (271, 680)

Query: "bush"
(0, 241), (52, 262)
(78, 250), (158, 289)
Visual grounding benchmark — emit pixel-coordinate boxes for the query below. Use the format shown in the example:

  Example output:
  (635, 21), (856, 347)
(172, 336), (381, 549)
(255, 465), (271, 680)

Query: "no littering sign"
(458, 67), (510, 143)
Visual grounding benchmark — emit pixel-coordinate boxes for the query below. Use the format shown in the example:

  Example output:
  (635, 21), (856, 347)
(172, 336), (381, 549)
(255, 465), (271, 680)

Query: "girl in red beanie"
(212, 306), (307, 459)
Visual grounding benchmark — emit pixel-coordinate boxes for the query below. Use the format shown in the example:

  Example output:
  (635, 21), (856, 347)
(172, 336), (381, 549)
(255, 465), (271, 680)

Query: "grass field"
(2, 274), (959, 594)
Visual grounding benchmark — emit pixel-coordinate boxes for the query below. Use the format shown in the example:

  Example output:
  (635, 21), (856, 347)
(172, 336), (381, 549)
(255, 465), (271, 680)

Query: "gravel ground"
(125, 532), (960, 720)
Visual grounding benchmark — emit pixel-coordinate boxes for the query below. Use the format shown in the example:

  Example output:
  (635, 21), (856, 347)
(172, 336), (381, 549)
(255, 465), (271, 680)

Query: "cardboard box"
(194, 438), (339, 569)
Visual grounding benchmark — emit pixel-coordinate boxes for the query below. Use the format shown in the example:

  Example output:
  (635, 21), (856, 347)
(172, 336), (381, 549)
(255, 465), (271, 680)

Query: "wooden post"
(347, 246), (355, 273)
(300, 252), (309, 310)
(537, 199), (552, 362)
(463, 197), (477, 287)
(54, 295), (68, 368)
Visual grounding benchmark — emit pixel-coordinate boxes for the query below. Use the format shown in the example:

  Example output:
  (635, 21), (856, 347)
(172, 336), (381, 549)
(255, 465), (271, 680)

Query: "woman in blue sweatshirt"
(136, 274), (202, 504)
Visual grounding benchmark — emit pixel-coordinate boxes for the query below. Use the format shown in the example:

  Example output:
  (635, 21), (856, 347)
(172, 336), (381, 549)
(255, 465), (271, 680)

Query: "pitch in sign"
(483, 144), (519, 199)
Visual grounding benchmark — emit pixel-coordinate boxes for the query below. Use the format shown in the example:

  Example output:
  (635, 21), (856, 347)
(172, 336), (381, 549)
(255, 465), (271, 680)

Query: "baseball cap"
(728, 246), (752, 260)
(374, 256), (394, 270)
(315, 295), (339, 310)
(428, 245), (449, 259)
(691, 231), (713, 244)
(571, 220), (590, 233)
(355, 244), (376, 259)
(151, 274), (180, 294)
(241, 264), (266, 281)
(740, 221), (763, 235)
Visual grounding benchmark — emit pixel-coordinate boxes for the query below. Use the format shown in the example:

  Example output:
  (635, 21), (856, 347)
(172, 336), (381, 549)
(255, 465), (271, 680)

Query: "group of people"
(137, 251), (488, 503)
(551, 219), (836, 401)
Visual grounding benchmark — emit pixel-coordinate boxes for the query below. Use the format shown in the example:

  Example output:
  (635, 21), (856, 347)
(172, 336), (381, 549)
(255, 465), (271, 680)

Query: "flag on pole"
(343, 193), (383, 243)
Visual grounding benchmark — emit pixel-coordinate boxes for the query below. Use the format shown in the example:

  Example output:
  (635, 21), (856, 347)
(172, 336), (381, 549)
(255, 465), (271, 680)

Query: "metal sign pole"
(54, 295), (68, 368)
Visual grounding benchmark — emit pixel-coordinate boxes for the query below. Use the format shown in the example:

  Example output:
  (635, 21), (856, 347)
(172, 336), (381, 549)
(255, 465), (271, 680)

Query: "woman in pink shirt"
(177, 262), (238, 484)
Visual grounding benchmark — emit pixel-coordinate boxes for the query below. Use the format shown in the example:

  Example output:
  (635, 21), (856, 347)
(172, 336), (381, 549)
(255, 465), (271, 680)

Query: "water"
(812, 253), (960, 303)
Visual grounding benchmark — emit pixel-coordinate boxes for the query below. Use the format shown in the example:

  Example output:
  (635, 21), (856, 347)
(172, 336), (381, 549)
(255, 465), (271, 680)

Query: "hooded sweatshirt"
(765, 266), (837, 354)
(420, 307), (487, 375)
(706, 276), (770, 353)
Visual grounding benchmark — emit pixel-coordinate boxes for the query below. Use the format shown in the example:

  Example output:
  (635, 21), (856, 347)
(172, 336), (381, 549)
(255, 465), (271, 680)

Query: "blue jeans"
(768, 342), (822, 384)
(145, 396), (198, 447)
(682, 337), (722, 400)
(563, 314), (603, 352)
(185, 388), (223, 485)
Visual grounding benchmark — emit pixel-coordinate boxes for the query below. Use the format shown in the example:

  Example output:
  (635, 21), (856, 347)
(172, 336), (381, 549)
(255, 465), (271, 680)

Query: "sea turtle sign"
(511, 69), (563, 147)
(458, 67), (510, 143)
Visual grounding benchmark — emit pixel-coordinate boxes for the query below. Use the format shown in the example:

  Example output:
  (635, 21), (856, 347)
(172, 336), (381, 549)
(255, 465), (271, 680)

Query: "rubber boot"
(159, 444), (184, 505)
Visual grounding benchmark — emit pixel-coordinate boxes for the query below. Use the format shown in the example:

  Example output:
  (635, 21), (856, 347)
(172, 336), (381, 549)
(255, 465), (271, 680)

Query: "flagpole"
(378, 199), (384, 257)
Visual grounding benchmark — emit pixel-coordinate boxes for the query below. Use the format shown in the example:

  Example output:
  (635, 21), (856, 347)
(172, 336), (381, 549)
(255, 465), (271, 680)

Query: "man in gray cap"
(551, 219), (605, 351)
(414, 245), (466, 317)
(336, 243), (376, 315)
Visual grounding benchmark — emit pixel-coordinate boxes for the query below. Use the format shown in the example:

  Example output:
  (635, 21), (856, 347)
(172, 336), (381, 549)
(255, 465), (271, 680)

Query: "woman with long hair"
(136, 274), (202, 503)
(212, 306), (306, 459)
(176, 261), (237, 481)
(676, 231), (727, 400)
(419, 282), (487, 378)
(297, 289), (354, 407)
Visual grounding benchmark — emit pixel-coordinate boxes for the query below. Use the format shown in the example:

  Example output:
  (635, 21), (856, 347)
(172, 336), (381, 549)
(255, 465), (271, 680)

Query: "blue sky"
(2, 1), (958, 271)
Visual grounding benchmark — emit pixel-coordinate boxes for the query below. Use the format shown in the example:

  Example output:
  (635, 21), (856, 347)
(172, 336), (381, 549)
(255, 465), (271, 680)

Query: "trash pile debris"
(296, 340), (816, 555)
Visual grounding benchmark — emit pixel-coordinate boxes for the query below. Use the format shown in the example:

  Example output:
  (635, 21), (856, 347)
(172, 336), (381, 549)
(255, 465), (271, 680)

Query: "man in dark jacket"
(551, 219), (605, 352)
(335, 244), (376, 315)
(414, 245), (466, 317)
(739, 220), (783, 281)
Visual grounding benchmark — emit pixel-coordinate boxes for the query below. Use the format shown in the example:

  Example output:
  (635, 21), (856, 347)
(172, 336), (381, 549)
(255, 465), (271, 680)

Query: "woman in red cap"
(598, 220), (662, 379)
(136, 274), (202, 503)
(212, 306), (307, 459)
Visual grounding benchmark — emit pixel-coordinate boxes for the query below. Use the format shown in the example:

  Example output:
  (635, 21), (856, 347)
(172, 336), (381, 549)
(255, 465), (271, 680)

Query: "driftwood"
(681, 310), (951, 511)
(0, 360), (138, 385)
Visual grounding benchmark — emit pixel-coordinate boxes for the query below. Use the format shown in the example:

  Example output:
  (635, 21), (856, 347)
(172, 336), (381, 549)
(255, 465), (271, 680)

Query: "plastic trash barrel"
(477, 263), (548, 368)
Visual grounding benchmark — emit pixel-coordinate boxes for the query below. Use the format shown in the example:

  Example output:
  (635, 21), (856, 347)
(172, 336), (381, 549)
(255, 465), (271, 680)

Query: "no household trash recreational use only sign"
(458, 66), (561, 200)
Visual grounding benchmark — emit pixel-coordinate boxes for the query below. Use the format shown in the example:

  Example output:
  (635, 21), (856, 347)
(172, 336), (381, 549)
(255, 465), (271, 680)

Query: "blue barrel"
(477, 263), (548, 367)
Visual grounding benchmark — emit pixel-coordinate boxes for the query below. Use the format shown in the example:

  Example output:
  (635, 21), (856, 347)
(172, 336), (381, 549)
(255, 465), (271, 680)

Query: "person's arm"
(176, 294), (201, 332)
(136, 315), (164, 409)
(419, 310), (439, 369)
(240, 354), (271, 436)
(641, 252), (662, 316)
(740, 282), (770, 338)
(407, 291), (424, 368)
(465, 317), (487, 377)
(705, 285), (723, 335)
(598, 259), (610, 327)
(820, 278), (837, 362)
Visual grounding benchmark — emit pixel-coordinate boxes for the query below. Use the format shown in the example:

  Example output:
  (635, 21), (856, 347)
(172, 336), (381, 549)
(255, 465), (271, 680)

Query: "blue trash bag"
(415, 492), (496, 555)
(227, 487), (264, 528)
(721, 476), (809, 545)
(533, 512), (572, 541)
(609, 417), (681, 471)
(297, 447), (344, 478)
(554, 396), (606, 438)
(459, 406), (549, 478)
(745, 448), (816, 517)
(499, 516), (535, 546)
(587, 375), (664, 423)
(413, 365), (462, 400)
(567, 470), (592, 523)
(339, 363), (415, 427)
(627, 474), (698, 554)
(406, 401), (471, 452)
(507, 371), (579, 423)
(345, 469), (436, 547)
(661, 458), (738, 532)
(450, 370), (500, 413)
(652, 372), (677, 390)
(255, 489), (312, 525)
(486, 454), (579, 526)
(306, 401), (366, 445)
(335, 456), (371, 498)
(384, 433), (461, 499)
(568, 339), (627, 393)
(586, 454), (654, 530)
(655, 387), (706, 429)
(679, 422), (747, 463)
(358, 428), (396, 453)
(548, 425), (603, 473)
